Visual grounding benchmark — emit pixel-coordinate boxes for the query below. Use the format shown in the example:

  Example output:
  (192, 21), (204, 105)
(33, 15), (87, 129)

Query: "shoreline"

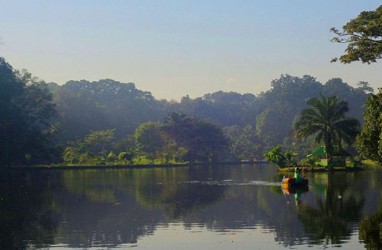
(277, 166), (365, 173)
(8, 160), (269, 171)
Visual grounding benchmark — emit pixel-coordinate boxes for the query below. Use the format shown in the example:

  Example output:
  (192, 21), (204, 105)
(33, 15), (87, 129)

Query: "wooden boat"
(281, 184), (309, 195)
(281, 176), (308, 189)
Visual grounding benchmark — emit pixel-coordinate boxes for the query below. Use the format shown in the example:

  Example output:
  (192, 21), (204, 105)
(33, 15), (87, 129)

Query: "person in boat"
(294, 167), (303, 184)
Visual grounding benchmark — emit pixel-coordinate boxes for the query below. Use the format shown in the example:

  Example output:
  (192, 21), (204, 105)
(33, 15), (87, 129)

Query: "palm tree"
(294, 95), (360, 168)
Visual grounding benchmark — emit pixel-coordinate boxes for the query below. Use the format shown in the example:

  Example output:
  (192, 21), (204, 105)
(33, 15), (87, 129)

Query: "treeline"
(0, 58), (56, 167)
(0, 57), (375, 167)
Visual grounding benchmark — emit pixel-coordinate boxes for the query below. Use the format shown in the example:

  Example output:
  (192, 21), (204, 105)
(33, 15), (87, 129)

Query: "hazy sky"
(0, 1), (380, 100)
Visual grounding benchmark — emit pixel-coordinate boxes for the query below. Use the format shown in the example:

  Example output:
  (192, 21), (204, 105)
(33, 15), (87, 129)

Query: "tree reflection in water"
(0, 171), (59, 249)
(359, 208), (382, 249)
(295, 172), (365, 245)
(1, 165), (382, 249)
(53, 167), (227, 248)
(358, 169), (382, 249)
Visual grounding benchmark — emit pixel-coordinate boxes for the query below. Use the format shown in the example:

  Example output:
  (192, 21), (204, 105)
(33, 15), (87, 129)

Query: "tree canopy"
(53, 79), (165, 143)
(134, 122), (164, 162)
(0, 58), (56, 167)
(356, 89), (382, 163)
(331, 5), (382, 64)
(0, 55), (374, 166)
(162, 113), (229, 163)
(51, 74), (369, 164)
(294, 95), (360, 168)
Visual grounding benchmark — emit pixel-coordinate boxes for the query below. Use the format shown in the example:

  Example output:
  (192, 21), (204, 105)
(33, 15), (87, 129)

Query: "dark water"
(1, 164), (381, 249)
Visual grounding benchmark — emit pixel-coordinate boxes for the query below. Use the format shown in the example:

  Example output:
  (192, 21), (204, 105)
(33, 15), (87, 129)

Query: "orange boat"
(281, 176), (308, 189)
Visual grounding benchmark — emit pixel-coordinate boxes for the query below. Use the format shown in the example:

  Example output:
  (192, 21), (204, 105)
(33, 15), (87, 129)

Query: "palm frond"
(294, 95), (360, 157)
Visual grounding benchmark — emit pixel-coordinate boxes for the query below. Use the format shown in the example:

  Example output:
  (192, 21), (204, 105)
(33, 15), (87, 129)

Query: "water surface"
(0, 164), (381, 249)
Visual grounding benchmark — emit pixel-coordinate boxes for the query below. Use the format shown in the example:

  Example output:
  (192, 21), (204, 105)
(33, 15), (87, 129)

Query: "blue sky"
(0, 1), (380, 100)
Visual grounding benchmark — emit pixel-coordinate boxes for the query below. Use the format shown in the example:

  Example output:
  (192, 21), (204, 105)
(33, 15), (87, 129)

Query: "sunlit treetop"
(331, 5), (382, 64)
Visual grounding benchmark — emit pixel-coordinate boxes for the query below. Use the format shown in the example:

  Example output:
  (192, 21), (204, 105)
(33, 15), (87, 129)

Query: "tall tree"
(224, 125), (262, 160)
(187, 120), (229, 162)
(134, 122), (164, 161)
(0, 58), (56, 167)
(356, 89), (382, 163)
(255, 75), (322, 149)
(294, 95), (360, 168)
(323, 78), (369, 122)
(162, 113), (228, 162)
(0, 58), (24, 167)
(331, 5), (382, 63)
(356, 81), (374, 94)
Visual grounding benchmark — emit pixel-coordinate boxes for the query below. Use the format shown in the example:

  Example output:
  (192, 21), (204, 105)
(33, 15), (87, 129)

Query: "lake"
(0, 164), (381, 249)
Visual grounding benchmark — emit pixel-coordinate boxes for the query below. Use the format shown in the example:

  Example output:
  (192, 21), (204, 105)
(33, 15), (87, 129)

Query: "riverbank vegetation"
(1, 55), (380, 168)
(1, 5), (382, 168)
(0, 56), (381, 168)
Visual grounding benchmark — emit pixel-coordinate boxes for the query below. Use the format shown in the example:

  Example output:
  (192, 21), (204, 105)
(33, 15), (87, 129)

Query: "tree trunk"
(324, 143), (334, 171)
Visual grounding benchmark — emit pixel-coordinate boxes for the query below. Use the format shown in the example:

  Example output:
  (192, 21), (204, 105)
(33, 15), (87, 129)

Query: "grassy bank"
(361, 160), (380, 167)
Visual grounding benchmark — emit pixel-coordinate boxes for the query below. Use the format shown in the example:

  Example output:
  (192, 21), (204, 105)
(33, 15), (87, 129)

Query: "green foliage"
(62, 146), (80, 164)
(359, 208), (382, 249)
(0, 58), (56, 167)
(49, 74), (368, 164)
(264, 145), (296, 168)
(255, 75), (322, 149)
(331, 5), (382, 64)
(0, 56), (371, 165)
(177, 91), (257, 126)
(83, 129), (115, 155)
(356, 89), (382, 163)
(53, 79), (165, 143)
(323, 78), (369, 121)
(357, 81), (374, 94)
(162, 113), (229, 162)
(294, 95), (361, 168)
(61, 114), (229, 165)
(299, 155), (318, 167)
(134, 122), (164, 161)
(117, 151), (134, 164)
(107, 151), (116, 161)
(62, 129), (116, 165)
(224, 125), (262, 160)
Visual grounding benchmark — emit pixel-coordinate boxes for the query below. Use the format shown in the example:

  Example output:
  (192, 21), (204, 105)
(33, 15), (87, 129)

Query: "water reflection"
(359, 208), (382, 250)
(0, 171), (58, 249)
(297, 172), (365, 246)
(0, 165), (382, 249)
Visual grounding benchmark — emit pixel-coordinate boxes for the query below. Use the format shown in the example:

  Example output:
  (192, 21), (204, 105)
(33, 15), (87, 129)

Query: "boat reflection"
(281, 185), (309, 205)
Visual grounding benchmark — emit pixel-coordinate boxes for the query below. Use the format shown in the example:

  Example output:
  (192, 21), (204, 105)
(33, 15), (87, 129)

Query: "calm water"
(1, 164), (381, 249)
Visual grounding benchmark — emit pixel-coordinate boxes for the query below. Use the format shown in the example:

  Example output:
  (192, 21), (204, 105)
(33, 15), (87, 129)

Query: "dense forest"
(1, 56), (378, 167)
